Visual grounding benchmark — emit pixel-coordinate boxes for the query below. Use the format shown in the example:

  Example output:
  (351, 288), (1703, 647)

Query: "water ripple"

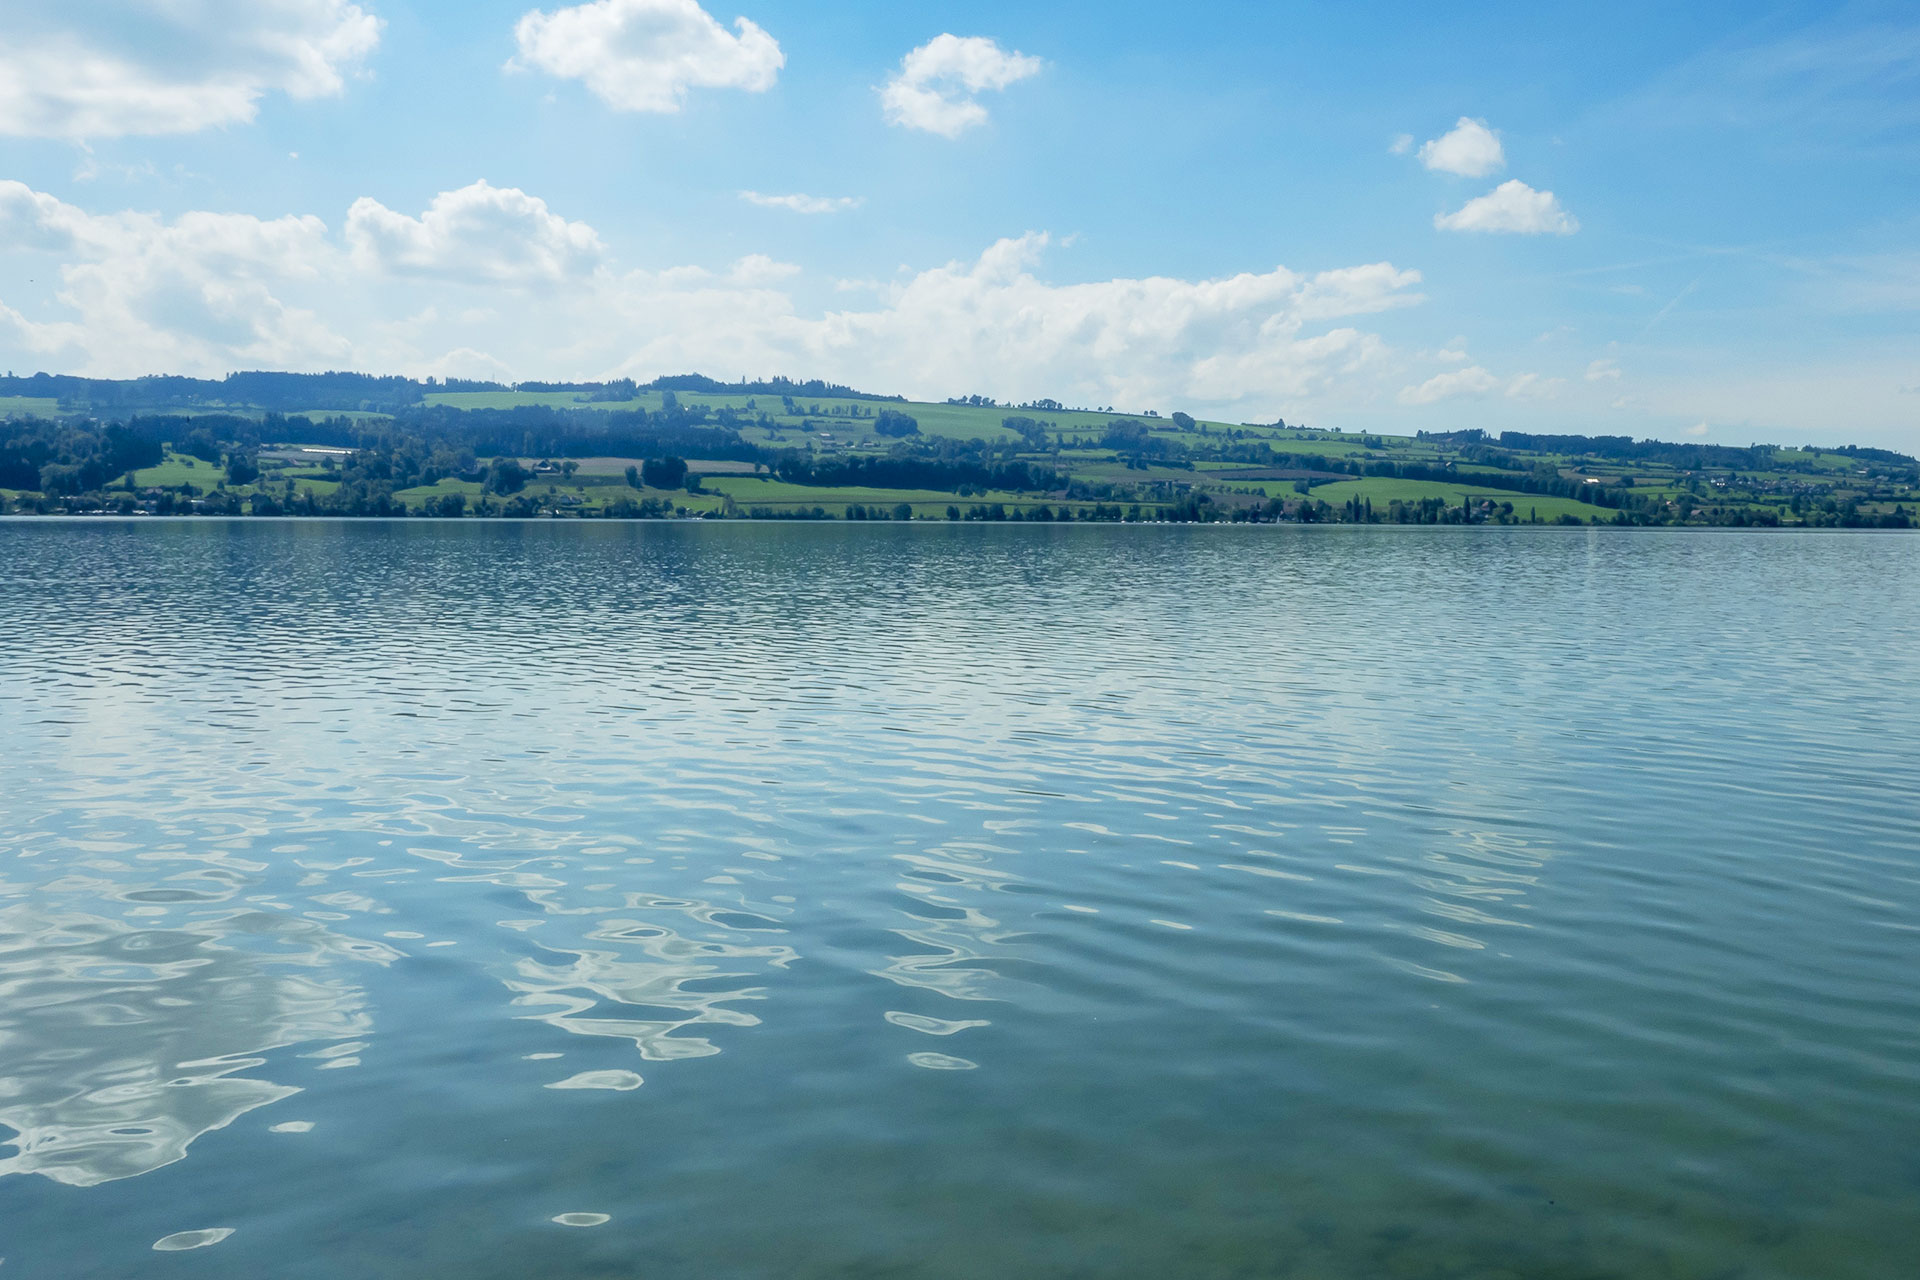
(0, 522), (1915, 1280)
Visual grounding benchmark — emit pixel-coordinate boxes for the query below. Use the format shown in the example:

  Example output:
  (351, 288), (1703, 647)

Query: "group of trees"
(771, 447), (1062, 494)
(625, 456), (690, 490)
(0, 370), (903, 418)
(6, 382), (1916, 528)
(0, 419), (162, 493)
(874, 410), (920, 438)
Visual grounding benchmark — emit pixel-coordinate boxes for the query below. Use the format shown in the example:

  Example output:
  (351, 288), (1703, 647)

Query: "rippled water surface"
(2, 520), (1917, 1279)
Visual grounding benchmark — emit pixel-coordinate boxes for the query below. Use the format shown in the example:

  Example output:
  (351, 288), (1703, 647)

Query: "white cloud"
(1435, 180), (1579, 235)
(1417, 117), (1505, 177)
(1389, 133), (1414, 156)
(1399, 364), (1558, 405)
(881, 35), (1042, 137)
(0, 182), (1429, 420)
(1686, 422), (1710, 437)
(740, 191), (863, 215)
(783, 237), (1421, 409)
(0, 1), (382, 139)
(0, 180), (345, 374)
(426, 348), (516, 382)
(510, 0), (782, 113)
(1398, 366), (1501, 405)
(727, 254), (800, 286)
(1505, 373), (1565, 400)
(346, 182), (604, 285)
(1586, 358), (1622, 381)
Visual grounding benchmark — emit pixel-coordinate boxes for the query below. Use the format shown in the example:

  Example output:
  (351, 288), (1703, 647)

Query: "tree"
(484, 457), (530, 495)
(225, 450), (261, 486)
(625, 464), (641, 489)
(876, 410), (920, 438)
(892, 503), (913, 521)
(642, 455), (688, 489)
(1171, 412), (1196, 431)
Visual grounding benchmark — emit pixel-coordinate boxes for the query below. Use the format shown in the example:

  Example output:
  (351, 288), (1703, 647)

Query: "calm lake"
(2, 520), (1916, 1279)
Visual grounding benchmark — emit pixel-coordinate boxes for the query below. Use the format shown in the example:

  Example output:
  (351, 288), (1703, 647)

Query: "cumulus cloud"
(1417, 117), (1505, 177)
(1399, 364), (1557, 405)
(881, 35), (1042, 137)
(740, 191), (863, 214)
(1398, 365), (1501, 405)
(1505, 373), (1565, 400)
(1686, 422), (1710, 437)
(0, 0), (382, 139)
(510, 0), (782, 112)
(0, 180), (344, 374)
(784, 236), (1421, 409)
(0, 182), (1425, 420)
(1435, 180), (1579, 234)
(1586, 358), (1622, 381)
(726, 254), (800, 286)
(346, 181), (604, 285)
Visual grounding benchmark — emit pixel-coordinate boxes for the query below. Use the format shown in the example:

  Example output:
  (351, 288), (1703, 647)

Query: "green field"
(284, 410), (392, 425)
(131, 452), (228, 488)
(9, 373), (1916, 527)
(0, 397), (60, 419)
(703, 476), (1050, 514)
(420, 388), (1273, 448)
(1308, 477), (1610, 522)
(393, 476), (724, 514)
(422, 391), (637, 412)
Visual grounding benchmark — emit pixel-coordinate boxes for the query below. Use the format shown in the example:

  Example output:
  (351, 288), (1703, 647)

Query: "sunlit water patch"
(1, 519), (1917, 1279)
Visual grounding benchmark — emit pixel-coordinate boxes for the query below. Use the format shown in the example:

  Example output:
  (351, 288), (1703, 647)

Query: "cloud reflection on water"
(0, 904), (376, 1187)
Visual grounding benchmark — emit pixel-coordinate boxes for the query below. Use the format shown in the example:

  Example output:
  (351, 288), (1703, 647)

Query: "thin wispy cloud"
(1638, 275), (1704, 337)
(740, 191), (863, 215)
(1618, 19), (1920, 140)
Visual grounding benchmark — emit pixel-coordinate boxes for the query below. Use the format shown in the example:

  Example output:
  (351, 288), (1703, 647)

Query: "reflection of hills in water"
(0, 903), (384, 1187)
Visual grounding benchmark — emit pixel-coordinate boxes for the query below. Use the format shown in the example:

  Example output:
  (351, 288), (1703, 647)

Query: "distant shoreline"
(3, 514), (1910, 533)
(7, 373), (1916, 530)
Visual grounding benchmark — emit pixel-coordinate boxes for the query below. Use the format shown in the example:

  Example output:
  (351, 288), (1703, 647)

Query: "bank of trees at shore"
(3, 402), (1915, 529)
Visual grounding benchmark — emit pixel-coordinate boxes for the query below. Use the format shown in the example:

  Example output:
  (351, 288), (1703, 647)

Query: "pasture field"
(422, 391), (636, 412)
(281, 477), (342, 497)
(1308, 477), (1609, 523)
(393, 478), (487, 502)
(284, 410), (392, 425)
(0, 397), (61, 418)
(392, 476), (723, 513)
(703, 476), (1049, 514)
(132, 452), (228, 488)
(420, 388), (1285, 448)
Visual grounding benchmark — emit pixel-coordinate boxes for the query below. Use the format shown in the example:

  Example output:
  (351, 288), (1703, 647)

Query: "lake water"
(2, 520), (1917, 1279)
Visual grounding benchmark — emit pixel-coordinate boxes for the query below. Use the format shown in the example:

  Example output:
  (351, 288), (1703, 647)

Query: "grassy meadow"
(1301, 478), (1609, 522)
(10, 374), (1915, 527)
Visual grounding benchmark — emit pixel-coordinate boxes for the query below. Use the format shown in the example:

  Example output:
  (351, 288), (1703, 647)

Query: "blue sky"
(1, 0), (1916, 445)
